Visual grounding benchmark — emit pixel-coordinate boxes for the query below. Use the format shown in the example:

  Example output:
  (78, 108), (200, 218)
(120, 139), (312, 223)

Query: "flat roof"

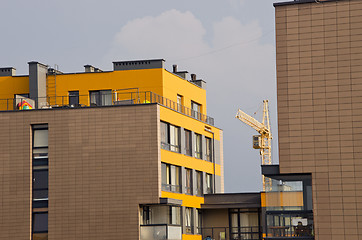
(274, 0), (343, 7)
(201, 192), (261, 209)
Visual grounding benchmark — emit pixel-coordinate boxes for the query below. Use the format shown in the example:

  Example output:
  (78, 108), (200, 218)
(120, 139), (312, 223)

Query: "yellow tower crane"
(235, 100), (272, 191)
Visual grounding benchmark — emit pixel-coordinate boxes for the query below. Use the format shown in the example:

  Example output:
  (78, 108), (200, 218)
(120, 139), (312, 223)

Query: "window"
(196, 171), (203, 196)
(33, 170), (49, 200)
(89, 90), (112, 106)
(68, 91), (79, 106)
(194, 133), (202, 159)
(185, 168), (193, 195)
(206, 174), (213, 194)
(142, 205), (181, 225)
(161, 121), (180, 153)
(185, 208), (194, 234)
(196, 210), (202, 234)
(32, 124), (49, 214)
(177, 95), (183, 112)
(206, 137), (212, 162)
(161, 163), (181, 193)
(230, 209), (260, 240)
(184, 129), (192, 156)
(33, 212), (48, 233)
(191, 101), (201, 120)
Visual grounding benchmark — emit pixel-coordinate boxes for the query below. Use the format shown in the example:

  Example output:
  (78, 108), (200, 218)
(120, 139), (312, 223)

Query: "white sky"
(0, 0), (286, 192)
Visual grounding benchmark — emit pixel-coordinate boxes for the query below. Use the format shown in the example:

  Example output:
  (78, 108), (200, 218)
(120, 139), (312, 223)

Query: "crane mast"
(236, 100), (272, 191)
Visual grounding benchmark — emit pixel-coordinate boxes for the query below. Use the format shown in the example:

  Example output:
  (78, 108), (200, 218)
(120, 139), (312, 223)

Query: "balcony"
(0, 90), (214, 125)
(140, 224), (182, 240)
(199, 226), (261, 240)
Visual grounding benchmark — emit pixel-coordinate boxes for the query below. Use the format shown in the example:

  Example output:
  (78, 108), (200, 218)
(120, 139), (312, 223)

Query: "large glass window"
(161, 163), (181, 193)
(196, 171), (203, 196)
(230, 209), (260, 240)
(205, 137), (212, 162)
(194, 133), (202, 159)
(185, 208), (194, 234)
(185, 168), (193, 195)
(142, 205), (181, 225)
(90, 90), (112, 106)
(206, 173), (213, 194)
(264, 175), (314, 238)
(185, 129), (192, 156)
(160, 122), (180, 153)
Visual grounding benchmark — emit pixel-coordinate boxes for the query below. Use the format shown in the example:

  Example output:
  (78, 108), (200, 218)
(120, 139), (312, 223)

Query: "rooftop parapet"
(113, 59), (165, 71)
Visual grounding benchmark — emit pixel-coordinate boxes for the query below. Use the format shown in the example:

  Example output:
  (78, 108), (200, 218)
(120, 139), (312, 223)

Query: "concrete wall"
(275, 1), (362, 239)
(0, 104), (160, 240)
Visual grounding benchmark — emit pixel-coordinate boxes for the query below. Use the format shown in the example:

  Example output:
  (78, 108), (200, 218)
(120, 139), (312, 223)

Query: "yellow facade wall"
(161, 150), (221, 176)
(0, 76), (29, 110)
(47, 69), (164, 104)
(162, 70), (207, 114)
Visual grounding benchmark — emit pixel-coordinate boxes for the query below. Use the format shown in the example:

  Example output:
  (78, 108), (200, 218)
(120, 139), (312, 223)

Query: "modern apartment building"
(272, 0), (362, 239)
(0, 59), (223, 240)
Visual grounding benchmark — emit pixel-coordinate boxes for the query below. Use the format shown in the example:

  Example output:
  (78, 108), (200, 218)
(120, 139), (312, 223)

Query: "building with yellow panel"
(0, 59), (223, 240)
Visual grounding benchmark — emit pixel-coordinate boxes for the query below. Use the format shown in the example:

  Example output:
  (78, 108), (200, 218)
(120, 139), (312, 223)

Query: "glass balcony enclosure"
(140, 205), (182, 240)
(264, 174), (314, 239)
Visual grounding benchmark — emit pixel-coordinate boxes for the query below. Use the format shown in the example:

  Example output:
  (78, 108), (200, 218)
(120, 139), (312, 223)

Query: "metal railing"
(199, 226), (261, 240)
(162, 183), (181, 193)
(0, 91), (215, 125)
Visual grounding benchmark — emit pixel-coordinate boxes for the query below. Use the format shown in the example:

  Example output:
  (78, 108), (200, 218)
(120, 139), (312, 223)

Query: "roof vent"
(113, 59), (165, 71)
(189, 73), (207, 89)
(84, 65), (103, 73)
(0, 67), (16, 76)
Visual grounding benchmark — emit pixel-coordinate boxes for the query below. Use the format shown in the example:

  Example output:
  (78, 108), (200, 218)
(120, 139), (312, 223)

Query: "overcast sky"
(0, 0), (287, 192)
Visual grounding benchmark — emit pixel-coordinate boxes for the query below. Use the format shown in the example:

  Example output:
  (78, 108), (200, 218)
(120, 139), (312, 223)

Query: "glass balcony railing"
(140, 224), (182, 240)
(0, 90), (214, 125)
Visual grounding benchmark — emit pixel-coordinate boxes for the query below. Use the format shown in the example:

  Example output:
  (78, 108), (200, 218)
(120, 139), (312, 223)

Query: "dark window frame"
(161, 163), (181, 193)
(89, 89), (112, 106)
(184, 129), (192, 156)
(185, 168), (193, 195)
(194, 133), (202, 159)
(196, 171), (203, 196)
(160, 121), (181, 153)
(68, 90), (80, 106)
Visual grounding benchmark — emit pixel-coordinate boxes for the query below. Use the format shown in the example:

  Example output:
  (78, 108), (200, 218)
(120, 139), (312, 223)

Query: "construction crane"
(235, 100), (272, 191)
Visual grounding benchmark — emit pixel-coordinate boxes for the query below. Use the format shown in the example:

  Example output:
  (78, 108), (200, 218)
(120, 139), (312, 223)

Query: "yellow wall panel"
(161, 149), (221, 176)
(161, 191), (204, 208)
(182, 234), (202, 240)
(162, 70), (207, 114)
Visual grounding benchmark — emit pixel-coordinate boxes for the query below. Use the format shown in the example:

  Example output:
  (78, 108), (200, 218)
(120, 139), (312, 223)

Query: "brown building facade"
(0, 104), (160, 240)
(274, 0), (362, 239)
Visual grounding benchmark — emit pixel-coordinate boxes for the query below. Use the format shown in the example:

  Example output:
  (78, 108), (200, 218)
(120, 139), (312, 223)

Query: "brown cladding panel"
(275, 0), (362, 239)
(0, 104), (160, 240)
